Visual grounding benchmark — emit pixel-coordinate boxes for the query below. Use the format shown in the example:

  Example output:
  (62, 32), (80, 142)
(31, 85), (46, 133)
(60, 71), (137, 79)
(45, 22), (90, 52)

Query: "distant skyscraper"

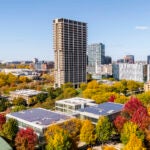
(105, 56), (112, 64)
(87, 43), (105, 73)
(124, 55), (134, 64)
(147, 55), (150, 64)
(53, 18), (87, 88)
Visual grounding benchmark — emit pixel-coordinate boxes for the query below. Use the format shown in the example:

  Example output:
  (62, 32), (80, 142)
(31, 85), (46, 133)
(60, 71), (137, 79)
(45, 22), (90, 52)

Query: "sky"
(0, 0), (150, 61)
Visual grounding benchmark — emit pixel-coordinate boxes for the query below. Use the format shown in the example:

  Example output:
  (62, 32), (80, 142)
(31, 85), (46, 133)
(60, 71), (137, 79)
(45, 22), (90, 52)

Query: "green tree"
(12, 105), (26, 112)
(63, 88), (77, 98)
(12, 97), (26, 106)
(80, 82), (87, 91)
(2, 118), (18, 141)
(36, 93), (48, 103)
(121, 122), (144, 144)
(80, 120), (96, 145)
(96, 116), (113, 143)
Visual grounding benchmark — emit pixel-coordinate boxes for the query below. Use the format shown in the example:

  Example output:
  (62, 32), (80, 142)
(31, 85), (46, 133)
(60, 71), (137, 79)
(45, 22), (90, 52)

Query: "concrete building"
(147, 55), (150, 64)
(113, 63), (147, 82)
(6, 108), (73, 142)
(87, 43), (105, 73)
(9, 89), (48, 104)
(55, 97), (96, 114)
(53, 18), (87, 88)
(77, 102), (123, 124)
(144, 81), (150, 92)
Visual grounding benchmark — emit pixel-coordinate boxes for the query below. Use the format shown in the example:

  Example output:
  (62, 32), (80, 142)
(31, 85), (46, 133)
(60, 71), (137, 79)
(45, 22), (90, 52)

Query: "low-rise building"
(144, 81), (150, 92)
(9, 89), (48, 104)
(77, 102), (123, 124)
(55, 97), (96, 114)
(6, 108), (73, 142)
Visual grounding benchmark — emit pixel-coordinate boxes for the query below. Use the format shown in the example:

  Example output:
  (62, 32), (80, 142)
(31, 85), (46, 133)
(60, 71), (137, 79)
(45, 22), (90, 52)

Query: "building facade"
(147, 55), (150, 64)
(53, 18), (87, 88)
(113, 63), (147, 82)
(124, 55), (134, 64)
(87, 43), (105, 73)
(55, 97), (96, 114)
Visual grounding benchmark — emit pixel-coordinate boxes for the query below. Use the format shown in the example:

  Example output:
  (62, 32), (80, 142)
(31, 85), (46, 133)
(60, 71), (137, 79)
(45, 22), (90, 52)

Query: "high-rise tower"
(53, 18), (87, 88)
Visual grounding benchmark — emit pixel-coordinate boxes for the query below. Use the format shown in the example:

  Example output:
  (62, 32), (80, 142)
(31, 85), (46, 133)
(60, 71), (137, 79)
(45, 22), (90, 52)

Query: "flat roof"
(6, 108), (72, 129)
(10, 89), (47, 97)
(56, 97), (95, 106)
(77, 102), (123, 117)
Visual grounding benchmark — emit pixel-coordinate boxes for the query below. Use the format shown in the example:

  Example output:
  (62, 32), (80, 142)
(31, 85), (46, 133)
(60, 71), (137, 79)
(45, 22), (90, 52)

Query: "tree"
(80, 82), (87, 91)
(12, 105), (26, 112)
(0, 98), (7, 112)
(87, 80), (99, 89)
(131, 106), (150, 130)
(0, 114), (6, 130)
(123, 97), (144, 117)
(80, 120), (96, 145)
(2, 118), (18, 140)
(120, 122), (144, 144)
(15, 128), (37, 150)
(137, 92), (150, 106)
(12, 97), (26, 106)
(102, 145), (117, 150)
(96, 116), (113, 143)
(123, 133), (146, 150)
(63, 88), (77, 99)
(114, 115), (127, 133)
(45, 125), (73, 150)
(60, 118), (82, 142)
(108, 95), (116, 102)
(36, 93), (48, 103)
(127, 80), (140, 92)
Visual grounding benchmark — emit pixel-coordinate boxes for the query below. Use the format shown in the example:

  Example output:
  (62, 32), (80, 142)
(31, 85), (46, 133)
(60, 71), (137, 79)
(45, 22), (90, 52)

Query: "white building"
(55, 97), (96, 114)
(9, 89), (48, 104)
(113, 63), (147, 82)
(6, 108), (73, 143)
(77, 102), (123, 124)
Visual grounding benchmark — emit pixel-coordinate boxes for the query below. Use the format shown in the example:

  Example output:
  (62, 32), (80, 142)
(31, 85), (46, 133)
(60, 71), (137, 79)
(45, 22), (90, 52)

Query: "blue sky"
(0, 0), (150, 61)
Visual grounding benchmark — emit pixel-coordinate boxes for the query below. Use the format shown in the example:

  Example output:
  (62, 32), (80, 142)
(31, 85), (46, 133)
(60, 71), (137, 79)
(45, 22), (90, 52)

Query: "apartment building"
(53, 18), (87, 88)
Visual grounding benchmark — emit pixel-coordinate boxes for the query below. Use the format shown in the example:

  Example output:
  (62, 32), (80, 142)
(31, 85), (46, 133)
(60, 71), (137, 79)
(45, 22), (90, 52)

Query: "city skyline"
(1, 0), (150, 61)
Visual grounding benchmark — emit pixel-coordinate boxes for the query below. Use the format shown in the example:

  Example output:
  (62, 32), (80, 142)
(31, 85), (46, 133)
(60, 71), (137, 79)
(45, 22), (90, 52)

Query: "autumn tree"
(120, 122), (144, 144)
(87, 80), (99, 89)
(2, 118), (18, 140)
(131, 106), (150, 130)
(96, 116), (113, 143)
(60, 118), (82, 142)
(114, 115), (127, 133)
(12, 97), (27, 106)
(15, 128), (37, 150)
(123, 97), (144, 117)
(123, 133), (146, 150)
(63, 88), (78, 99)
(0, 114), (6, 130)
(12, 105), (26, 112)
(80, 120), (96, 145)
(102, 145), (117, 150)
(45, 125), (73, 150)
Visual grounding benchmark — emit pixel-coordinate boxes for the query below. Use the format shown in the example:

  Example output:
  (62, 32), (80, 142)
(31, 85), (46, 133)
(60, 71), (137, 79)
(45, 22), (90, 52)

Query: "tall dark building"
(105, 56), (112, 64)
(147, 55), (150, 64)
(124, 55), (134, 64)
(53, 18), (87, 88)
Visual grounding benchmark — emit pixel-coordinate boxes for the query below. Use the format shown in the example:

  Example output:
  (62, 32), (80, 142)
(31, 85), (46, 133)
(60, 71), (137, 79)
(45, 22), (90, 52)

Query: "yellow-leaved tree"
(80, 120), (96, 145)
(123, 133), (146, 150)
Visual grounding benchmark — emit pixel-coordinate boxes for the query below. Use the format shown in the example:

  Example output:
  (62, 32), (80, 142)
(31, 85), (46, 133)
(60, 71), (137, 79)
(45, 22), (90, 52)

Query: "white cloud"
(135, 26), (149, 30)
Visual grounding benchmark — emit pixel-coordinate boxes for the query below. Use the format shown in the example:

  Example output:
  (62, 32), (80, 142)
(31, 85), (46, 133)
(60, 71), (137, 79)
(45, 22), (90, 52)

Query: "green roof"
(0, 137), (12, 150)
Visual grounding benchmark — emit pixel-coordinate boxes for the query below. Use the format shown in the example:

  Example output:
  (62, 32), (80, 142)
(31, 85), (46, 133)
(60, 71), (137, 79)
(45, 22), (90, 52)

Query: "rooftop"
(10, 89), (47, 97)
(56, 97), (95, 106)
(0, 137), (12, 150)
(6, 108), (72, 128)
(78, 102), (123, 116)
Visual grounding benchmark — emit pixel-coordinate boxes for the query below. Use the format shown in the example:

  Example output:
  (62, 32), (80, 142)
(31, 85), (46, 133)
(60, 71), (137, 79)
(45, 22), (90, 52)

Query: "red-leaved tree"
(0, 114), (6, 130)
(15, 128), (37, 150)
(108, 95), (116, 102)
(114, 115), (127, 132)
(123, 97), (144, 117)
(131, 106), (150, 130)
